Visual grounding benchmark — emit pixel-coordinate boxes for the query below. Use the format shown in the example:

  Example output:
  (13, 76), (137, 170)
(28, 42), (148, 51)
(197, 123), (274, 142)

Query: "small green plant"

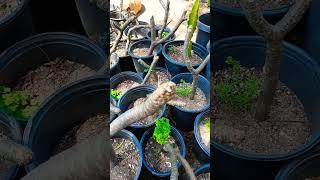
(167, 44), (175, 53)
(207, 0), (210, 7)
(216, 57), (259, 110)
(186, 0), (199, 58)
(161, 31), (169, 38)
(110, 89), (122, 100)
(176, 79), (192, 97)
(0, 85), (39, 120)
(204, 118), (210, 130)
(153, 117), (171, 145)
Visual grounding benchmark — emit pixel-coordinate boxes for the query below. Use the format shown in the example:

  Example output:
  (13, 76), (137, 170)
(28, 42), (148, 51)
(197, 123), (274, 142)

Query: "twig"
(150, 16), (156, 42)
(142, 56), (159, 84)
(138, 59), (150, 69)
(175, 152), (196, 180)
(158, 0), (170, 38)
(164, 143), (179, 180)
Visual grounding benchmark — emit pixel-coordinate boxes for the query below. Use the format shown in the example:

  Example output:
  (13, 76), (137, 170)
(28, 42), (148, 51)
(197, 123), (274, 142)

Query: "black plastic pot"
(124, 21), (149, 42)
(146, 26), (176, 44)
(117, 85), (167, 138)
(119, 56), (136, 72)
(0, 111), (22, 180)
(275, 151), (320, 180)
(162, 40), (209, 77)
(194, 110), (210, 162)
(171, 73), (210, 131)
(128, 39), (162, 73)
(0, 0), (33, 53)
(0, 32), (106, 125)
(110, 71), (144, 102)
(140, 126), (186, 177)
(213, 36), (320, 180)
(23, 75), (107, 171)
(113, 129), (143, 180)
(194, 163), (210, 178)
(196, 13), (210, 48)
(212, 2), (290, 41)
(205, 41), (210, 81)
(75, 0), (108, 49)
(110, 10), (126, 23)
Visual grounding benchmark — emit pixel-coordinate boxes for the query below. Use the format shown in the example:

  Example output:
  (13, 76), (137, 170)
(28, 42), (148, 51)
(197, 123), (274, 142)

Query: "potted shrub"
(0, 32), (105, 125)
(213, 1), (318, 180)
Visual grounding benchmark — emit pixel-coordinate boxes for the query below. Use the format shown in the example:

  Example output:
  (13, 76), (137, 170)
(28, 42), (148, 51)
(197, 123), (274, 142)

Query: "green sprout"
(161, 31), (169, 38)
(167, 44), (175, 53)
(0, 85), (39, 120)
(176, 79), (192, 97)
(186, 0), (199, 58)
(153, 117), (171, 145)
(204, 118), (210, 130)
(110, 89), (122, 100)
(216, 57), (259, 110)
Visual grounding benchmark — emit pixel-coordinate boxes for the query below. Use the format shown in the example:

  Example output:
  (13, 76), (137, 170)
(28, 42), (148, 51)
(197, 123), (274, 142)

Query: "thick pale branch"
(196, 54), (210, 74)
(0, 140), (33, 166)
(142, 56), (159, 84)
(167, 100), (186, 107)
(138, 59), (151, 69)
(159, 0), (170, 38)
(110, 103), (121, 114)
(110, 82), (177, 136)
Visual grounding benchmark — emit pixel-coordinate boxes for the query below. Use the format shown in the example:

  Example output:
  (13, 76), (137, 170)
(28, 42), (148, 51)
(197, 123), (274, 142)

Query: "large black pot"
(0, 0), (33, 53)
(0, 111), (22, 180)
(23, 75), (107, 171)
(213, 36), (320, 180)
(0, 32), (106, 124)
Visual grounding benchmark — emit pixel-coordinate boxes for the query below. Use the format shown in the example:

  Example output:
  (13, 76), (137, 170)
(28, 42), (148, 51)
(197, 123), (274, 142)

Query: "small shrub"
(167, 44), (175, 53)
(176, 79), (192, 97)
(110, 89), (122, 100)
(216, 57), (259, 110)
(161, 31), (169, 38)
(204, 118), (210, 130)
(153, 117), (171, 145)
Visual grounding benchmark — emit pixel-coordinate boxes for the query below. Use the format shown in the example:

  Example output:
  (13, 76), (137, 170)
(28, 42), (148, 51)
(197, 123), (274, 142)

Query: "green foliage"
(153, 117), (171, 145)
(187, 0), (200, 57)
(110, 89), (122, 100)
(176, 79), (192, 97)
(204, 118), (210, 130)
(161, 31), (169, 38)
(216, 57), (259, 110)
(0, 85), (39, 120)
(207, 0), (210, 7)
(167, 44), (175, 53)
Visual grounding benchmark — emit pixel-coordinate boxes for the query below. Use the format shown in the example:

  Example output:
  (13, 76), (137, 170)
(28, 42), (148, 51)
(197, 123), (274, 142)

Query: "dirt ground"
(110, 0), (210, 40)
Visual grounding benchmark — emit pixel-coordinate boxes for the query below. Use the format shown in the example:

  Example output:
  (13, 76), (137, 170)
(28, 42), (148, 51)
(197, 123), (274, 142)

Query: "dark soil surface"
(0, 126), (14, 178)
(146, 70), (170, 88)
(15, 57), (95, 104)
(128, 97), (160, 126)
(115, 80), (140, 95)
(199, 117), (210, 151)
(175, 82), (208, 111)
(197, 172), (211, 180)
(214, 67), (311, 155)
(215, 0), (291, 9)
(53, 114), (106, 155)
(0, 0), (20, 20)
(144, 136), (181, 172)
(167, 45), (203, 65)
(111, 137), (140, 180)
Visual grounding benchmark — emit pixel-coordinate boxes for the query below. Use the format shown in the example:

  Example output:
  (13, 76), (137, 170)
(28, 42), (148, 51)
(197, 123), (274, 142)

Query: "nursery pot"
(0, 0), (33, 53)
(110, 71), (144, 102)
(205, 41), (211, 81)
(119, 56), (137, 72)
(146, 26), (176, 44)
(0, 32), (106, 125)
(196, 13), (210, 48)
(162, 40), (209, 77)
(194, 163), (211, 178)
(112, 129), (143, 180)
(212, 2), (290, 41)
(75, 0), (108, 49)
(194, 109), (210, 162)
(275, 151), (320, 180)
(128, 39), (162, 73)
(0, 111), (22, 180)
(212, 36), (320, 180)
(171, 73), (210, 131)
(124, 21), (149, 42)
(117, 85), (167, 138)
(140, 126), (186, 177)
(23, 75), (107, 171)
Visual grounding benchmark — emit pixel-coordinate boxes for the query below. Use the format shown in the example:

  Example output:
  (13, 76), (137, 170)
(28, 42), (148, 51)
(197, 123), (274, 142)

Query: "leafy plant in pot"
(126, 0), (187, 73)
(213, 0), (315, 180)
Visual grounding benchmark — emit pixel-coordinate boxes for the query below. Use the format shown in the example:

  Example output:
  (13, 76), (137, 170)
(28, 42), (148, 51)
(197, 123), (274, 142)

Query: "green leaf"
(187, 0), (200, 57)
(153, 117), (171, 145)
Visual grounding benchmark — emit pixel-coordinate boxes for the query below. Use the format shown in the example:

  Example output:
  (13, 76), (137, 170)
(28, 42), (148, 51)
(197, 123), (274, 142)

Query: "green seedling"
(161, 31), (169, 38)
(167, 44), (175, 53)
(176, 79), (192, 97)
(204, 118), (210, 130)
(0, 85), (39, 120)
(153, 117), (171, 145)
(216, 57), (259, 110)
(110, 89), (122, 100)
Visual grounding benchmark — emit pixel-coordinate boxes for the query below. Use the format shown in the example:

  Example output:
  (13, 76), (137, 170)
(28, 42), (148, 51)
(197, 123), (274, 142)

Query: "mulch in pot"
(0, 125), (14, 178)
(145, 70), (170, 88)
(15, 57), (95, 104)
(110, 137), (140, 179)
(175, 82), (208, 111)
(0, 0), (20, 20)
(128, 97), (160, 126)
(114, 80), (140, 96)
(132, 47), (157, 57)
(167, 45), (202, 66)
(214, 67), (311, 155)
(215, 0), (291, 9)
(144, 136), (181, 172)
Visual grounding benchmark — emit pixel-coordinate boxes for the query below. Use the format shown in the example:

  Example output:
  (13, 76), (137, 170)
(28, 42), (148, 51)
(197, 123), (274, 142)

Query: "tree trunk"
(190, 73), (199, 100)
(254, 40), (282, 122)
